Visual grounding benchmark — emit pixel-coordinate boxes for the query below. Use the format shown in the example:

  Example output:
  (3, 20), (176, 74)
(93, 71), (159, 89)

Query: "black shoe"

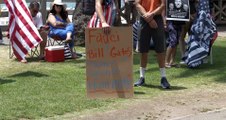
(161, 77), (170, 89)
(134, 77), (145, 87)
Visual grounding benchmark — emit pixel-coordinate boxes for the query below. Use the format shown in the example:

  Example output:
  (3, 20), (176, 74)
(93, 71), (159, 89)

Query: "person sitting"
(29, 1), (48, 60)
(46, 0), (76, 58)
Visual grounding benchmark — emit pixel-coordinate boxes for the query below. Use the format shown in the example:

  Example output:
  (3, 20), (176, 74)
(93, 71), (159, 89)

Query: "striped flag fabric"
(183, 0), (217, 68)
(87, 0), (116, 28)
(4, 0), (42, 61)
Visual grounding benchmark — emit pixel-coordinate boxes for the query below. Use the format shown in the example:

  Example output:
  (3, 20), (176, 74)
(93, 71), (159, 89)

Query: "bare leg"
(179, 22), (190, 58)
(140, 53), (148, 68)
(66, 32), (72, 41)
(156, 52), (165, 68)
(170, 46), (177, 65)
(165, 47), (172, 65)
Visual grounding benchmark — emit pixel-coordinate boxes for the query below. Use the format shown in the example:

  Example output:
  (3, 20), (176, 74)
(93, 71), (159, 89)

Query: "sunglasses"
(55, 5), (63, 7)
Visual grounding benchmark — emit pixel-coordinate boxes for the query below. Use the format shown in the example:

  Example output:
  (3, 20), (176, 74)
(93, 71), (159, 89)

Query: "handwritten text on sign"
(85, 27), (133, 98)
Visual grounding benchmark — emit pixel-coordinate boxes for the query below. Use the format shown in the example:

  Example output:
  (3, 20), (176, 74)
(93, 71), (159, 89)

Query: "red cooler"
(45, 46), (64, 62)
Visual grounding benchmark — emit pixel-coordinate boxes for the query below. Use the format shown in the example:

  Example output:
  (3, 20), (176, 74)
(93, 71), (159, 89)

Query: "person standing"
(88, 0), (120, 32)
(134, 0), (170, 89)
(124, 0), (138, 25)
(179, 0), (198, 64)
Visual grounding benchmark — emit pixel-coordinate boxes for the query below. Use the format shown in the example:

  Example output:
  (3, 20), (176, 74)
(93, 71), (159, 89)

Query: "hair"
(29, 1), (40, 9)
(49, 4), (68, 21)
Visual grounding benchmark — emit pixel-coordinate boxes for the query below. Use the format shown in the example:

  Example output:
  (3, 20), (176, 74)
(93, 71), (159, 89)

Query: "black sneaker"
(161, 77), (170, 89)
(134, 77), (145, 87)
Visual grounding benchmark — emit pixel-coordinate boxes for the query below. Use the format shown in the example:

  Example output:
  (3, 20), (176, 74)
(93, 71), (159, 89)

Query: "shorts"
(167, 21), (182, 48)
(138, 15), (166, 53)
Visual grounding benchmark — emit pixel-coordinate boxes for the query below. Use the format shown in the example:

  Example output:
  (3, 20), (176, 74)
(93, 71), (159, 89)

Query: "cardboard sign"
(166, 0), (190, 21)
(85, 27), (133, 98)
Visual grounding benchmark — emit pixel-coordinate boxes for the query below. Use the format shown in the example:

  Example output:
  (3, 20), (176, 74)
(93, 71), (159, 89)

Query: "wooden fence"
(213, 0), (226, 24)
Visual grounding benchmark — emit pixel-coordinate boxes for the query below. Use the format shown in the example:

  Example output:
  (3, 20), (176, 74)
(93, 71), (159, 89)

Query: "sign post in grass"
(85, 27), (133, 98)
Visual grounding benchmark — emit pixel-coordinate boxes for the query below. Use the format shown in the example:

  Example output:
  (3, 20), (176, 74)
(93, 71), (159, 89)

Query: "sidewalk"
(172, 108), (226, 120)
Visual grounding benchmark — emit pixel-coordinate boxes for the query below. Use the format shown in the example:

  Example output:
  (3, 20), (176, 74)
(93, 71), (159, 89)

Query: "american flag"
(183, 0), (217, 68)
(4, 0), (42, 61)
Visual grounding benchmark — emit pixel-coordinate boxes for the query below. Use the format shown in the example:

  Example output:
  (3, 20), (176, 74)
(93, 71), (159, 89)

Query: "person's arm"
(36, 12), (44, 29)
(66, 17), (71, 23)
(47, 13), (65, 28)
(162, 6), (167, 29)
(135, 0), (148, 19)
(135, 0), (165, 22)
(95, 0), (110, 27)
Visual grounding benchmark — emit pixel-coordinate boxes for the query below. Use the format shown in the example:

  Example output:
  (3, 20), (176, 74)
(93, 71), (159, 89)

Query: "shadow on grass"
(176, 43), (226, 83)
(0, 78), (16, 85)
(134, 91), (146, 94)
(23, 54), (86, 64)
(9, 71), (48, 78)
(143, 84), (187, 91)
(66, 58), (86, 64)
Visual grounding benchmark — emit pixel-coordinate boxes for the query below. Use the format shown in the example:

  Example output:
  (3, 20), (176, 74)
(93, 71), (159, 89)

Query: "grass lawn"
(0, 37), (226, 119)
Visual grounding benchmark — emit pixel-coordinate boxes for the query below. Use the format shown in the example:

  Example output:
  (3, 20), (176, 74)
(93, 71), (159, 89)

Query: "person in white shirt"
(29, 1), (47, 60)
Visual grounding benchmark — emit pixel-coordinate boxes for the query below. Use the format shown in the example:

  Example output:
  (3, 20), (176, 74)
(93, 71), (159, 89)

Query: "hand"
(102, 22), (111, 34)
(164, 24), (168, 31)
(56, 21), (66, 27)
(40, 25), (50, 30)
(148, 20), (158, 29)
(143, 12), (155, 23)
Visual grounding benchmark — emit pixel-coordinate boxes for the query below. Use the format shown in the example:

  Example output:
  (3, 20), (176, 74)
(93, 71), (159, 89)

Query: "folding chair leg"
(9, 42), (14, 59)
(210, 48), (213, 64)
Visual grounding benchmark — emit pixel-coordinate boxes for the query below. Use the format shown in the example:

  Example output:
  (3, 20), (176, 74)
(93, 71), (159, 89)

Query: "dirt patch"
(64, 85), (226, 120)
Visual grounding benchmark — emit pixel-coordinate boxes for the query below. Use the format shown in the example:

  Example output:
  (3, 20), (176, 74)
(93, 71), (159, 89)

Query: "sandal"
(64, 38), (72, 43)
(20, 59), (27, 63)
(72, 52), (77, 59)
(170, 63), (180, 68)
(165, 63), (171, 68)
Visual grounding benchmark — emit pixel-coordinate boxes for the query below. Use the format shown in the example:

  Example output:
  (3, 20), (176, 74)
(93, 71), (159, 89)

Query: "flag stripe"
(13, 0), (42, 47)
(4, 0), (42, 61)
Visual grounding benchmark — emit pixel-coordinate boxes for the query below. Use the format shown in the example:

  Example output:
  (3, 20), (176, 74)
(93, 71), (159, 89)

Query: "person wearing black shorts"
(134, 0), (170, 89)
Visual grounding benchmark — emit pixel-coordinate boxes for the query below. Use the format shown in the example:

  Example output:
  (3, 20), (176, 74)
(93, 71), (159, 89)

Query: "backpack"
(82, 0), (95, 15)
